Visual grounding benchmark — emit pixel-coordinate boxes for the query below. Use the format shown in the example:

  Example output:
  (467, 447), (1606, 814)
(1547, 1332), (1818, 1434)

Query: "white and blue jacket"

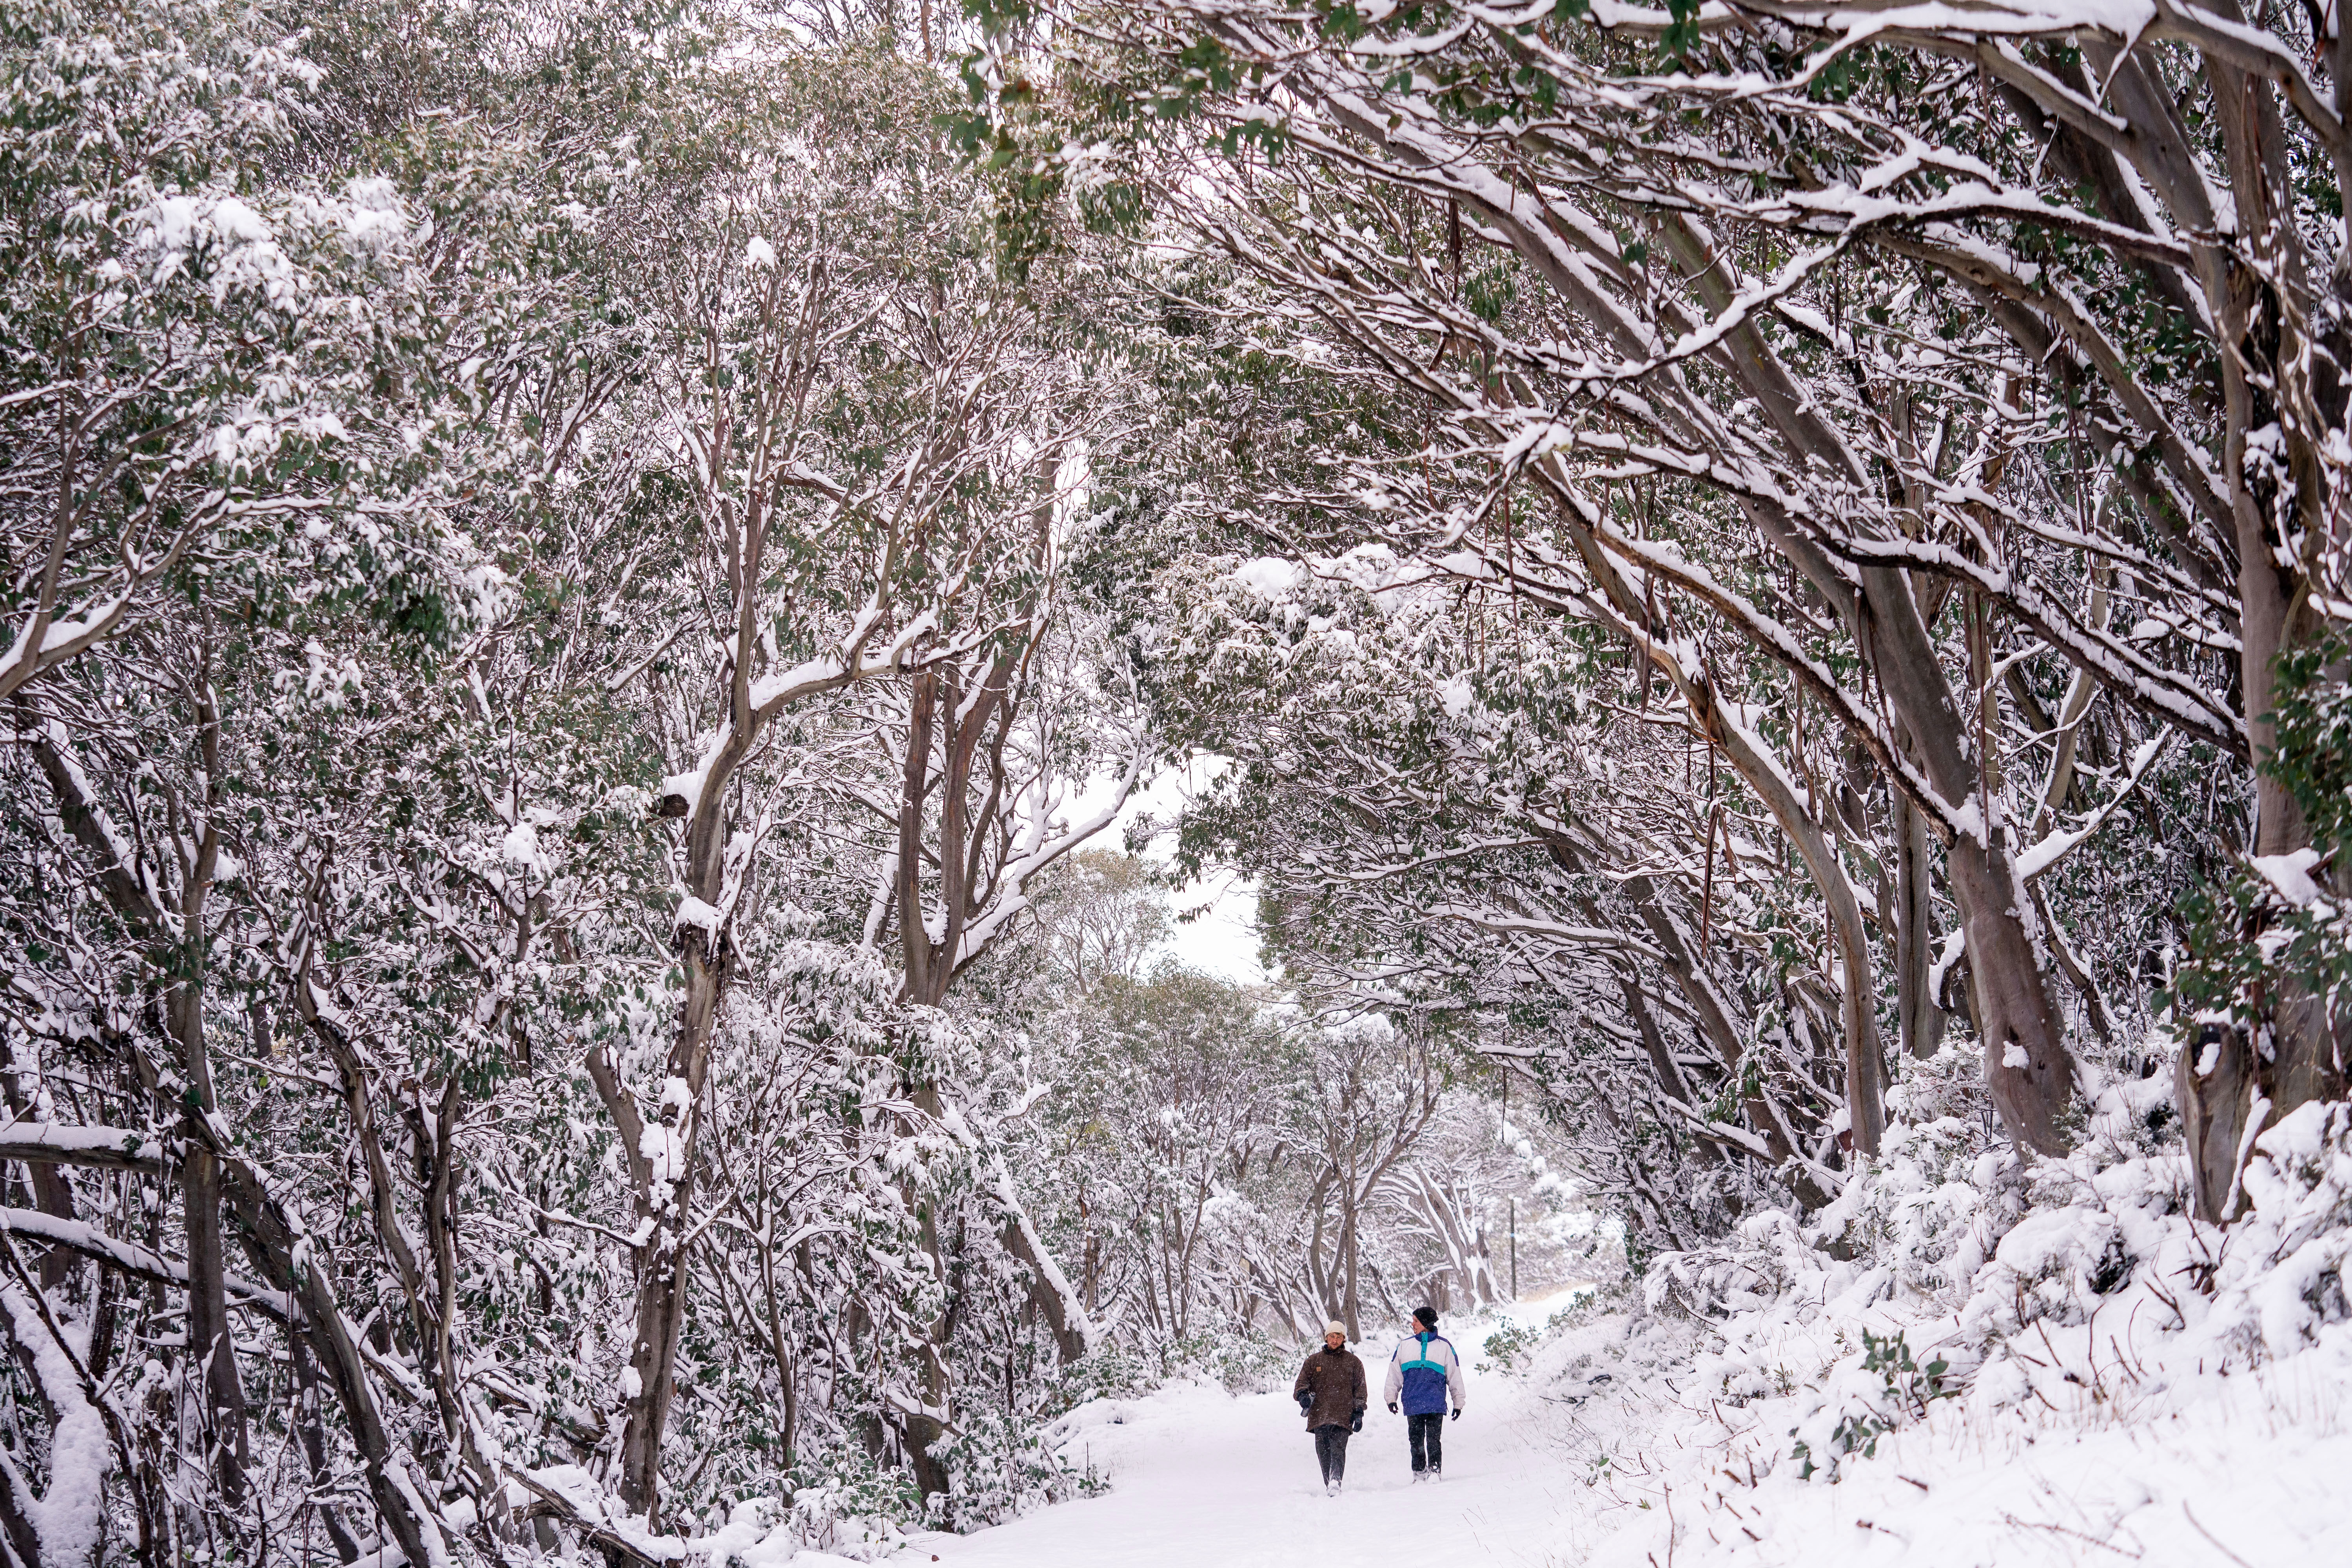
(1383, 1330), (1465, 1416)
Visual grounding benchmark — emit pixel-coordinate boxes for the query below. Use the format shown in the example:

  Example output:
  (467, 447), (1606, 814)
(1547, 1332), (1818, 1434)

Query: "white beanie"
(1325, 1320), (1347, 1338)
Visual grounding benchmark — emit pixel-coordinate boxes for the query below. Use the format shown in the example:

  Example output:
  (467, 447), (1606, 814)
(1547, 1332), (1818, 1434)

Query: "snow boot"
(1427, 1468), (1442, 1483)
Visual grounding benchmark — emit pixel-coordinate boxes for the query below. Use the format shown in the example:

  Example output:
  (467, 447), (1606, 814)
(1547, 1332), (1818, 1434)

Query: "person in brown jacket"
(1291, 1319), (1367, 1494)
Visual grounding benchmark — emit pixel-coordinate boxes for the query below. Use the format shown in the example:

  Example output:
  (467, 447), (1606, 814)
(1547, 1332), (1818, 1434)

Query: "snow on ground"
(876, 1079), (2352, 1568)
(886, 1285), (2349, 1568)
(900, 1299), (1602, 1568)
(1564, 1062), (2352, 1568)
(908, 1385), (1572, 1568)
(1575, 1288), (2352, 1568)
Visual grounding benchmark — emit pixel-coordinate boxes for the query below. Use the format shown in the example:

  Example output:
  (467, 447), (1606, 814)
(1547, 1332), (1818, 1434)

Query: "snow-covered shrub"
(1943, 1068), (2189, 1347)
(1784, 1327), (1958, 1478)
(688, 1454), (920, 1567)
(778, 1448), (919, 1561)
(1813, 1053), (2010, 1298)
(1620, 1021), (2352, 1499)
(1479, 1304), (1584, 1375)
(1054, 1345), (1160, 1406)
(1643, 1210), (1822, 1320)
(931, 1407), (1105, 1531)
(2192, 1102), (2352, 1361)
(1479, 1317), (1543, 1374)
(1163, 1327), (1297, 1393)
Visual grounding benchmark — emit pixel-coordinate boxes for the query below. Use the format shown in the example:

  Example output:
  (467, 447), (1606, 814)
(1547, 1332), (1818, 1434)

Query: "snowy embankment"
(867, 1056), (2352, 1568)
(1572, 1065), (2352, 1568)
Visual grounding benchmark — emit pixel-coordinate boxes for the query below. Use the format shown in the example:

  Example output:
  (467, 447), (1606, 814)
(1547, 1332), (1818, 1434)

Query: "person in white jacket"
(1382, 1306), (1466, 1480)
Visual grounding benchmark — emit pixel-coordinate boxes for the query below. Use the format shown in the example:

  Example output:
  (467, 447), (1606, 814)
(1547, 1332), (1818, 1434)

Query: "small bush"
(1479, 1307), (1576, 1375)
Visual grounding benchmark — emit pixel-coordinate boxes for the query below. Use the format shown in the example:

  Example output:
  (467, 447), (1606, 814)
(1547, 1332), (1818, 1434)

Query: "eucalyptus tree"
(1142, 525), (1861, 1229)
(1027, 849), (1170, 991)
(1035, 965), (1297, 1341)
(0, 3), (1174, 1559)
(0, 0), (558, 1553)
(974, 0), (2316, 1203)
(0, 0), (464, 704)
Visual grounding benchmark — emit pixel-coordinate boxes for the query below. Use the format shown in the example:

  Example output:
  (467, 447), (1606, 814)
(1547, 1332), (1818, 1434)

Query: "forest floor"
(897, 1293), (1608, 1568)
(887, 1283), (2352, 1568)
(909, 1375), (1581, 1568)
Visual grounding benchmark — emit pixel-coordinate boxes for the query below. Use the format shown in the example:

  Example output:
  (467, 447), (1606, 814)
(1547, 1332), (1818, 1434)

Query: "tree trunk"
(1619, 978), (1697, 1116)
(1892, 791), (1947, 1060)
(211, 1134), (446, 1568)
(887, 656), (1099, 1498)
(2174, 37), (2348, 1216)
(614, 929), (723, 1521)
(2176, 1022), (2263, 1224)
(289, 1330), (364, 1563)
(0, 1056), (80, 1290)
(1692, 677), (1887, 1157)
(1542, 499), (1886, 1165)
(1858, 564), (2076, 1150)
(1339, 1180), (1361, 1343)
(896, 1083), (955, 1506)
(172, 820), (248, 1510)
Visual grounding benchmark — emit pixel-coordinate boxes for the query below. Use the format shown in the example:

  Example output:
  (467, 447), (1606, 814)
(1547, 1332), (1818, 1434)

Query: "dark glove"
(1451, 1409), (1461, 1421)
(1351, 1412), (1363, 1433)
(1296, 1391), (1312, 1413)
(1387, 1403), (1398, 1415)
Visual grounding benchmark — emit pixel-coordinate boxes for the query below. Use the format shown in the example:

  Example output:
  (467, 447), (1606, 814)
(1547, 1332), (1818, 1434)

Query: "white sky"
(1069, 755), (1271, 985)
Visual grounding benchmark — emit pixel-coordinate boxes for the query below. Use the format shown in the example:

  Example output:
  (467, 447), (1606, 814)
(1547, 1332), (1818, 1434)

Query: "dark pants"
(1408, 1411), (1445, 1474)
(1313, 1423), (1352, 1485)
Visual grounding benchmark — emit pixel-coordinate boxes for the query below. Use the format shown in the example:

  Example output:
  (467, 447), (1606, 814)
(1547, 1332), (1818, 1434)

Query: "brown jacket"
(1292, 1344), (1367, 1430)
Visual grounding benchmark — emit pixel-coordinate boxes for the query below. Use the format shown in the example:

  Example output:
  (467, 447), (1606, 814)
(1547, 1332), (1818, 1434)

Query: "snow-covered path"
(905, 1372), (1587, 1568)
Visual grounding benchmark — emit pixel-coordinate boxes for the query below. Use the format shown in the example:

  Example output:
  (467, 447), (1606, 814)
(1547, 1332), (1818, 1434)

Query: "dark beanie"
(1414, 1306), (1438, 1329)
